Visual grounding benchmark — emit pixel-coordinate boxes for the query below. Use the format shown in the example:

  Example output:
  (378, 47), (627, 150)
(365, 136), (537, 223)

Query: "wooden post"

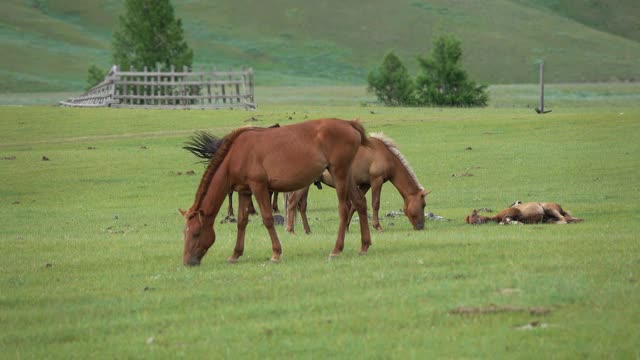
(183, 65), (189, 106)
(213, 66), (218, 104)
(248, 67), (254, 105)
(539, 62), (544, 113)
(170, 64), (175, 106)
(536, 62), (551, 114)
(221, 66), (227, 104)
(235, 67), (241, 104)
(156, 64), (161, 106)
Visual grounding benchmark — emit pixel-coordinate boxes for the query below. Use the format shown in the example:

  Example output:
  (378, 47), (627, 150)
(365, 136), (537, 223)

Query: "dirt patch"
(173, 170), (197, 176)
(514, 321), (550, 330)
(1, 156), (16, 160)
(451, 172), (473, 177)
(497, 288), (522, 295)
(449, 304), (551, 316)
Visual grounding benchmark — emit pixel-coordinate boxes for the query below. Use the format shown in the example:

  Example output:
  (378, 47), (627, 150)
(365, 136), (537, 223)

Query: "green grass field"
(1, 85), (640, 358)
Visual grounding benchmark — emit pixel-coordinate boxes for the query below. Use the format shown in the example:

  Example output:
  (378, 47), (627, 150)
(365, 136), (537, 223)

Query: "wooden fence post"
(536, 62), (551, 114)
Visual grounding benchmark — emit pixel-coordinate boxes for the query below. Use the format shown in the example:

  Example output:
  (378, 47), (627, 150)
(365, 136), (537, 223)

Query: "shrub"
(367, 52), (415, 106)
(414, 35), (488, 107)
(85, 65), (108, 90)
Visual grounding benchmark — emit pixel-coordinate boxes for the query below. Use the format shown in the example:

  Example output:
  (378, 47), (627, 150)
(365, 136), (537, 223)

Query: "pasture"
(1, 84), (639, 358)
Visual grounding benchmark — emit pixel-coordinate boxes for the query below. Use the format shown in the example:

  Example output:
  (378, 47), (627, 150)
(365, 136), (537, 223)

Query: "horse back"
(224, 118), (365, 192)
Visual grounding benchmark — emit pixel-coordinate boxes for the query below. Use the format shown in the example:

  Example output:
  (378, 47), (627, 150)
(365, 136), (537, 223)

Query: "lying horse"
(465, 201), (583, 225)
(285, 132), (429, 233)
(180, 119), (372, 265)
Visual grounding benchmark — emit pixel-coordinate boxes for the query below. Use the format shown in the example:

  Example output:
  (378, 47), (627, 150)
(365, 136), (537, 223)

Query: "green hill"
(1, 0), (639, 92)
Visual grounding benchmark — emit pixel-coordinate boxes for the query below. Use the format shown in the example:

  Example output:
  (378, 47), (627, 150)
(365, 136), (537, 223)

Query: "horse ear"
(472, 209), (478, 215)
(178, 208), (187, 216)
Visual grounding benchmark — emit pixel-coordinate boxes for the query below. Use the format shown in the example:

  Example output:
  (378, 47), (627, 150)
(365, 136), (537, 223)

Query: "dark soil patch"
(449, 304), (551, 316)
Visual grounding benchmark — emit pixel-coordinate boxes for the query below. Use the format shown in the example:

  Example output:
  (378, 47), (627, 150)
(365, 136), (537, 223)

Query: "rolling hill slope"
(1, 0), (639, 92)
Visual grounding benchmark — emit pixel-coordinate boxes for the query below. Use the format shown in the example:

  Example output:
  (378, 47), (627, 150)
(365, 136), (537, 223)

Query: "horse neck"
(387, 156), (423, 200)
(192, 165), (230, 219)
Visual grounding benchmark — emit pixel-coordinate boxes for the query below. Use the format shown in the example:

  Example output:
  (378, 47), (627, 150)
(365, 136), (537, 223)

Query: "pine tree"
(112, 0), (193, 71)
(367, 52), (415, 106)
(415, 35), (488, 107)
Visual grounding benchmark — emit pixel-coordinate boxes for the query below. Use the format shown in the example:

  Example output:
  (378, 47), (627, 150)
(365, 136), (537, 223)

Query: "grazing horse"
(465, 201), (583, 225)
(179, 119), (372, 265)
(285, 132), (430, 233)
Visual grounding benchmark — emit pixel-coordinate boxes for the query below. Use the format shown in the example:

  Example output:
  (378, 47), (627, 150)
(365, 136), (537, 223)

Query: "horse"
(285, 132), (430, 233)
(465, 201), (583, 225)
(179, 118), (372, 266)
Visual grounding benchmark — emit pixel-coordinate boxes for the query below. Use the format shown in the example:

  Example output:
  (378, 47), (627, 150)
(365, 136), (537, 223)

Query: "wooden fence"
(60, 65), (255, 109)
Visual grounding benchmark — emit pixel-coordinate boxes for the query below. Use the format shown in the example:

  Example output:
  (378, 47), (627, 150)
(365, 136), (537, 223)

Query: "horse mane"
(190, 126), (255, 212)
(183, 131), (223, 163)
(369, 132), (425, 191)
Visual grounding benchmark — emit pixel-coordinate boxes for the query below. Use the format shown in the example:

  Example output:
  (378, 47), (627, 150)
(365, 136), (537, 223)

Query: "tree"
(415, 35), (488, 107)
(85, 64), (108, 90)
(112, 0), (193, 71)
(367, 52), (415, 106)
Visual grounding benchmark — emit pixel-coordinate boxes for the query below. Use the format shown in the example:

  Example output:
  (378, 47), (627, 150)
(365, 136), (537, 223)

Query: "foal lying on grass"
(465, 201), (583, 225)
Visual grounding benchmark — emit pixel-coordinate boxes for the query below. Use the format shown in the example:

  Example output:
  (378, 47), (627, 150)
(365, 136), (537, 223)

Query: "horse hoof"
(270, 256), (281, 263)
(328, 252), (340, 259)
(227, 257), (239, 264)
(358, 251), (368, 256)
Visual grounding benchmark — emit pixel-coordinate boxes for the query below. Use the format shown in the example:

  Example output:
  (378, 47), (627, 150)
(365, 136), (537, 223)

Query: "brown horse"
(285, 132), (430, 233)
(465, 201), (583, 225)
(179, 119), (372, 265)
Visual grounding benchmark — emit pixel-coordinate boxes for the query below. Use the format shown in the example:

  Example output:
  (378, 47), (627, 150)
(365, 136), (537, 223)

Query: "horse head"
(179, 208), (215, 266)
(404, 189), (430, 230)
(465, 209), (490, 224)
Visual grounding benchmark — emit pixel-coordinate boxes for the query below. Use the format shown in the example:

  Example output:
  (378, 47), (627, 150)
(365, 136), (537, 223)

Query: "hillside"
(1, 0), (639, 92)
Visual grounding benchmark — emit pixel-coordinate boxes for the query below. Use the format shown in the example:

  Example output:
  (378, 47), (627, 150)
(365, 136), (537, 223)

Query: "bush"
(86, 65), (108, 90)
(414, 35), (488, 107)
(367, 52), (415, 106)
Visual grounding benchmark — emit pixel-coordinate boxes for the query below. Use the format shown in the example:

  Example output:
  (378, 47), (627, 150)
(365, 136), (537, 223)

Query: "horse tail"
(183, 131), (223, 161)
(350, 120), (370, 147)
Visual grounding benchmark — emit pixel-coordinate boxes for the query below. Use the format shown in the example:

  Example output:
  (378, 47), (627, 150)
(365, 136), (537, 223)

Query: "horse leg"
(248, 197), (258, 215)
(252, 185), (283, 262)
(329, 173), (351, 257)
(369, 179), (385, 232)
(346, 184), (370, 231)
(349, 178), (372, 254)
(330, 174), (371, 257)
(546, 208), (568, 224)
(227, 192), (234, 218)
(297, 186), (312, 234)
(271, 191), (280, 213)
(285, 189), (302, 233)
(229, 193), (251, 263)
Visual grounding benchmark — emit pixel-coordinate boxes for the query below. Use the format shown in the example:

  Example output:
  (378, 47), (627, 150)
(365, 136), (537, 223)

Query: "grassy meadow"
(1, 84), (640, 358)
